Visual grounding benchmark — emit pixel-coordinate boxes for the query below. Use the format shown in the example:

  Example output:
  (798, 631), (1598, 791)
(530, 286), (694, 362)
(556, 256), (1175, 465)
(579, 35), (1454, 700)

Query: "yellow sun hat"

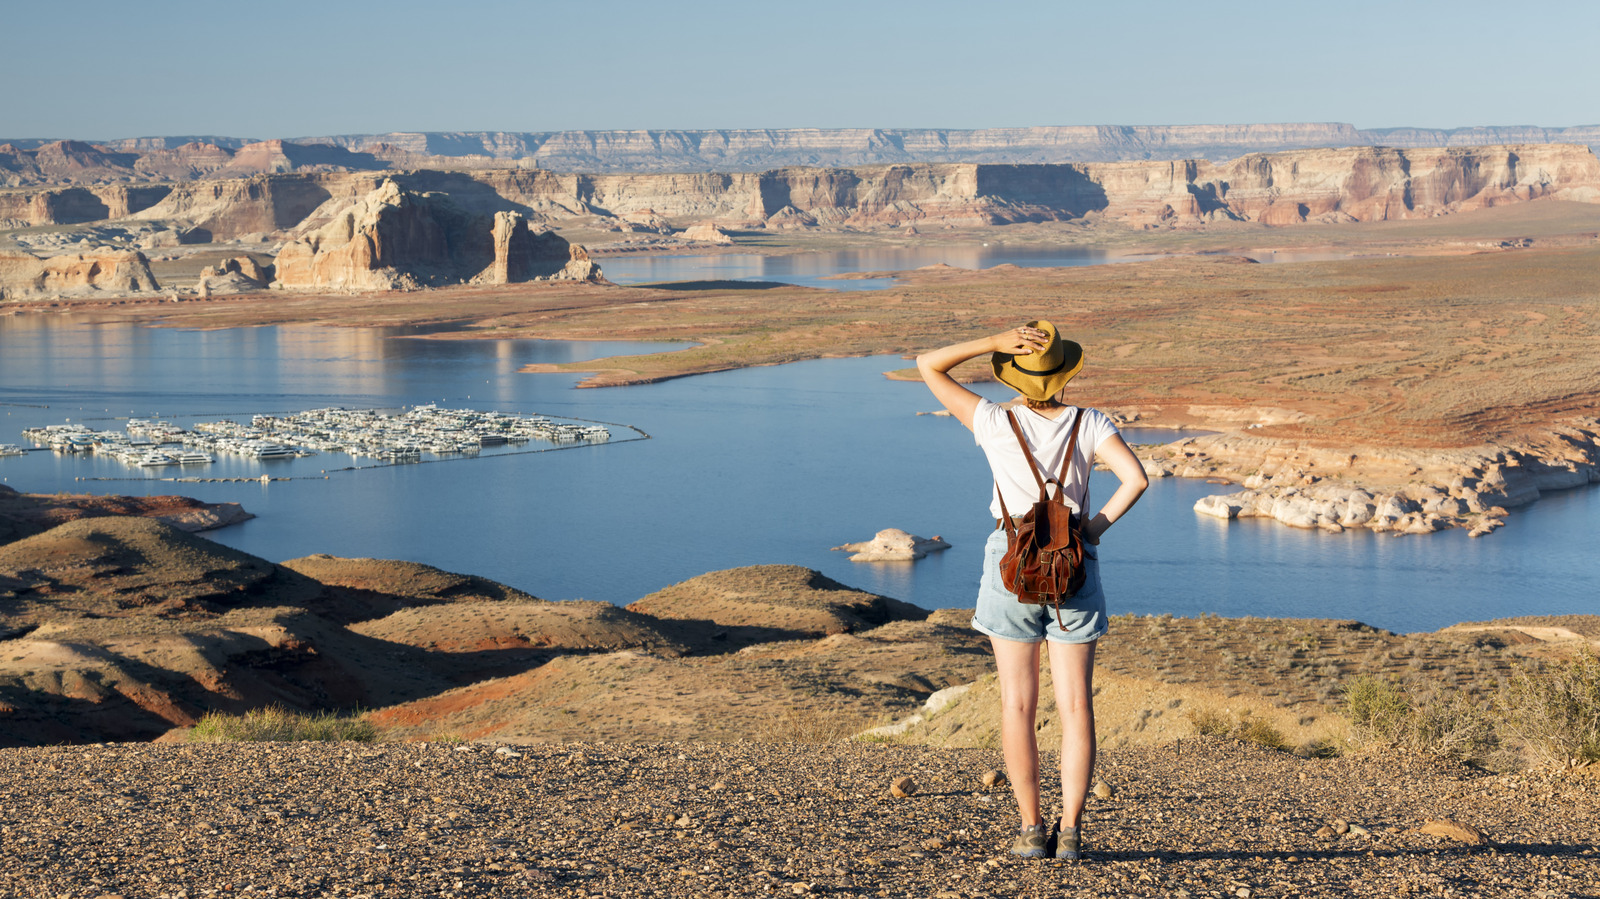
(990, 320), (1084, 402)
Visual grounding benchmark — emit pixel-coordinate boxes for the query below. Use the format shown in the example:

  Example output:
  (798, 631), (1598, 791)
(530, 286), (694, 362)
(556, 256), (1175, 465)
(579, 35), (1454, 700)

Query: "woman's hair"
(1023, 389), (1067, 409)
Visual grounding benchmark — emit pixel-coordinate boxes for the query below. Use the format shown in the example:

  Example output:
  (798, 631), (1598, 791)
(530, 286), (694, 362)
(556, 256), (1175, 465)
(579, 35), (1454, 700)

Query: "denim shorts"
(971, 527), (1108, 644)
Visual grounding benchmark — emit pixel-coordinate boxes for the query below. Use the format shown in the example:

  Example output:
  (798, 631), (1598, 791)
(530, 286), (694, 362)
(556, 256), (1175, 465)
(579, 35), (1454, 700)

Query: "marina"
(16, 404), (612, 470)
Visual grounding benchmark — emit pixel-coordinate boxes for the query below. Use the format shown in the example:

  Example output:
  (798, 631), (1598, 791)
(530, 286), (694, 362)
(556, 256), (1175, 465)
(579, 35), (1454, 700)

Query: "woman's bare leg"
(1047, 639), (1098, 831)
(990, 637), (1044, 826)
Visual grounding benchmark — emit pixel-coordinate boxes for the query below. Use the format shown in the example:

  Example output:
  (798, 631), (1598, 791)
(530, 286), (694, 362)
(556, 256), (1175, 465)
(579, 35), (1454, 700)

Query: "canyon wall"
(446, 144), (1600, 227)
(4, 144), (1594, 299)
(5, 124), (1600, 184)
(129, 174), (344, 241)
(20, 143), (1598, 237)
(0, 185), (171, 227)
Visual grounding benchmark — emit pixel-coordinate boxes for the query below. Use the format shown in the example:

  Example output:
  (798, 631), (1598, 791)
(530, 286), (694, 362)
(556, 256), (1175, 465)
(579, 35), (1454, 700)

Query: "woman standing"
(916, 321), (1148, 860)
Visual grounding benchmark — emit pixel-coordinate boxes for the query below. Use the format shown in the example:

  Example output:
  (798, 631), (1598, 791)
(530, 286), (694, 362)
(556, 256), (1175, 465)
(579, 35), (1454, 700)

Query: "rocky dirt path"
(3, 737), (1594, 898)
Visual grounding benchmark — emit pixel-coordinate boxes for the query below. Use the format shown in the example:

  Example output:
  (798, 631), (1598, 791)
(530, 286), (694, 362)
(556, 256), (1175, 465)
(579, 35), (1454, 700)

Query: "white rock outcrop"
(679, 222), (734, 244)
(0, 247), (160, 299)
(832, 528), (951, 562)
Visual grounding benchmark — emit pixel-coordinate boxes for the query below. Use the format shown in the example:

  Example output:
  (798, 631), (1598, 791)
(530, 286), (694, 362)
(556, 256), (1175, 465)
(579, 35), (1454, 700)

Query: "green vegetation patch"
(188, 706), (379, 743)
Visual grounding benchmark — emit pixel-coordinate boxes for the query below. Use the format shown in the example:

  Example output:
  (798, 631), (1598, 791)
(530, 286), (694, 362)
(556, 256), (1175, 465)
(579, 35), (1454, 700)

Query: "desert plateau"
(3, 119), (1599, 899)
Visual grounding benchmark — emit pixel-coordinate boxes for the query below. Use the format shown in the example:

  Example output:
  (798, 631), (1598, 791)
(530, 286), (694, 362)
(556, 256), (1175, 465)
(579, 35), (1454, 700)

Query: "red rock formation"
(132, 141), (237, 181)
(29, 140), (137, 180)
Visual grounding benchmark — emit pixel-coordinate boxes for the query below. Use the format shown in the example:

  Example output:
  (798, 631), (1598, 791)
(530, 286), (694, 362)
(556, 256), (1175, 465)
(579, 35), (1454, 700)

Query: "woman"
(916, 321), (1148, 860)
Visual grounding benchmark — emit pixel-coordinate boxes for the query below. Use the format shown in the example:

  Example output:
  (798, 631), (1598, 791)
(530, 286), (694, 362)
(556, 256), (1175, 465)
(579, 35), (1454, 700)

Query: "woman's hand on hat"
(991, 326), (1049, 356)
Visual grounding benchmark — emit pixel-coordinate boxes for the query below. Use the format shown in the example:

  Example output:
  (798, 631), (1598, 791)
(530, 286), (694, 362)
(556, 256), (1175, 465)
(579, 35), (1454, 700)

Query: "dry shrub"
(1297, 737), (1343, 759)
(1185, 707), (1234, 738)
(755, 705), (870, 744)
(1185, 708), (1294, 752)
(1394, 683), (1499, 766)
(1343, 674), (1501, 768)
(1499, 647), (1600, 768)
(1235, 715), (1293, 752)
(189, 706), (379, 743)
(1344, 675), (1412, 742)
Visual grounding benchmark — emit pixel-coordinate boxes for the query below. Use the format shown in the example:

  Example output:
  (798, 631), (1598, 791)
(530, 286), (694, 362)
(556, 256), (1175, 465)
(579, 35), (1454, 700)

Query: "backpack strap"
(1005, 409), (1051, 500)
(997, 407), (1090, 535)
(1061, 410), (1088, 515)
(1006, 407), (1086, 504)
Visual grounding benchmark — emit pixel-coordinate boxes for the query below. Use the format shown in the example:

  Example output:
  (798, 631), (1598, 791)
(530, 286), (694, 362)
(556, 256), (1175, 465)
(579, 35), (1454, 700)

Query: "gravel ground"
(2, 737), (1595, 898)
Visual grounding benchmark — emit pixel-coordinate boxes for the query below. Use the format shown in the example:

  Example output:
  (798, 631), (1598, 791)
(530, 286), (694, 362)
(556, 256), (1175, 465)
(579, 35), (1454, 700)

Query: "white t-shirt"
(973, 399), (1121, 520)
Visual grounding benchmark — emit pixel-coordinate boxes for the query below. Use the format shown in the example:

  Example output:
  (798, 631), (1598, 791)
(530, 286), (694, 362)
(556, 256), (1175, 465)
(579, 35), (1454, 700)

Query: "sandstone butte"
(271, 179), (599, 290)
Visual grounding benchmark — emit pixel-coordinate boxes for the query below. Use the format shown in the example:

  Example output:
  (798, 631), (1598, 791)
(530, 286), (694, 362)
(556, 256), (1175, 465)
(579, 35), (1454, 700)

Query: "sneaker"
(1055, 824), (1083, 861)
(1010, 823), (1049, 859)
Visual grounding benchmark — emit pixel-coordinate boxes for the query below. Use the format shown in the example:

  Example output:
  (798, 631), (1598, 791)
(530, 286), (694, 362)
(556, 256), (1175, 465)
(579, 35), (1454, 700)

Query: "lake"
(599, 245), (1362, 290)
(1, 314), (1594, 633)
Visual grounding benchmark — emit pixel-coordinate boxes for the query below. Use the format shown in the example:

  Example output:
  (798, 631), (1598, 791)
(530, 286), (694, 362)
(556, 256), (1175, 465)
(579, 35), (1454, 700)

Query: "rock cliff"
(273, 180), (599, 291)
(0, 247), (159, 299)
(129, 173), (341, 241)
(0, 184), (171, 227)
(285, 123), (1600, 171)
(7, 124), (1600, 184)
(445, 144), (1600, 228)
(5, 144), (1594, 299)
(16, 144), (1595, 237)
(0, 138), (387, 188)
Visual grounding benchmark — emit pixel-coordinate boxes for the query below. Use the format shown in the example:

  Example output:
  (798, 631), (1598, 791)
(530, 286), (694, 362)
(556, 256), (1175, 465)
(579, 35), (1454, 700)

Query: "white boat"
(247, 444), (298, 459)
(0, 444), (24, 457)
(135, 452), (177, 467)
(174, 451), (214, 465)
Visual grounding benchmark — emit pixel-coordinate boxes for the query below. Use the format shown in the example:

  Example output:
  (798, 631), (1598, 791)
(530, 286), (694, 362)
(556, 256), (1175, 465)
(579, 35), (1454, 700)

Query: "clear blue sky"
(5, 0), (1597, 139)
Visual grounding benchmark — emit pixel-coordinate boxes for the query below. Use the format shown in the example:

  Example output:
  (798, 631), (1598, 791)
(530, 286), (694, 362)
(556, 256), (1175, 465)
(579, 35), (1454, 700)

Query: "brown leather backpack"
(996, 408), (1089, 624)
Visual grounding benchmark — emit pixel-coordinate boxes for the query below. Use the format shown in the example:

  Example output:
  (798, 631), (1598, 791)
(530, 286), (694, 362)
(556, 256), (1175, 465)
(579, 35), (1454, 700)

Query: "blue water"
(600, 245), (1163, 290)
(599, 246), (1351, 291)
(1, 315), (1595, 633)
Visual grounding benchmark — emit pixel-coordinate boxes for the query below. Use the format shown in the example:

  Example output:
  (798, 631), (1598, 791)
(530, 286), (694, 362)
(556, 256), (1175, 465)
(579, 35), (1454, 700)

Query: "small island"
(833, 528), (951, 562)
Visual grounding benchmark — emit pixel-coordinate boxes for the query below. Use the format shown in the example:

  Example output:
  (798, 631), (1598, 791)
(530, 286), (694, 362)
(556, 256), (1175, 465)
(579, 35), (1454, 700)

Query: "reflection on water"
(2, 316), (1595, 633)
(601, 245), (1162, 290)
(600, 245), (1361, 290)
